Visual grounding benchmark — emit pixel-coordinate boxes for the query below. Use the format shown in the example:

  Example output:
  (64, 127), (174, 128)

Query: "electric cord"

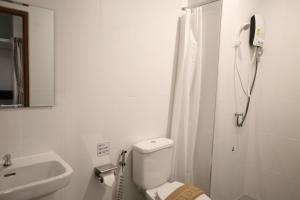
(234, 47), (258, 97)
(236, 57), (259, 127)
(234, 48), (249, 97)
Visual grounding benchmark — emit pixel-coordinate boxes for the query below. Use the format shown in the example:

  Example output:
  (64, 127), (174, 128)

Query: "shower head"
(241, 23), (250, 31)
(235, 23), (250, 48)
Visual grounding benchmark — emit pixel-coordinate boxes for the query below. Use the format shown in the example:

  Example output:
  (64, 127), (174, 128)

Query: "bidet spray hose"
(115, 150), (127, 200)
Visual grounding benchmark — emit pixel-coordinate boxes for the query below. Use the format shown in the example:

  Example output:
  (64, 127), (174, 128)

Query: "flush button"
(150, 140), (157, 143)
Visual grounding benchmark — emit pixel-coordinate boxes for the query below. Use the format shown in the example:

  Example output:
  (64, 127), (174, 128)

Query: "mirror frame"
(0, 6), (29, 106)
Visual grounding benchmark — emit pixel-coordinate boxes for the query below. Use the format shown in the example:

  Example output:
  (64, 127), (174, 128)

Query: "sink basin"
(0, 152), (73, 200)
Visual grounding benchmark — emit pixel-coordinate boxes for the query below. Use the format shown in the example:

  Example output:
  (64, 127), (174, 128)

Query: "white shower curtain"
(170, 8), (203, 184)
(12, 38), (24, 105)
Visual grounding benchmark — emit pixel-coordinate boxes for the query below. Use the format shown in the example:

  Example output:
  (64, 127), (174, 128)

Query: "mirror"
(0, 1), (54, 108)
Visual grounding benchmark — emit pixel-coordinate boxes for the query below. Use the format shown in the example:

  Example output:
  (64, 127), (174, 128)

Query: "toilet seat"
(146, 181), (211, 200)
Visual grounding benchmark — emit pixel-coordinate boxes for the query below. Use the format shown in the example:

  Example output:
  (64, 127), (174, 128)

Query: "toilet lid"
(146, 182), (211, 200)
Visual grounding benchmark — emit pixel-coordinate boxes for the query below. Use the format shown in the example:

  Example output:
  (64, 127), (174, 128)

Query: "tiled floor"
(239, 195), (256, 200)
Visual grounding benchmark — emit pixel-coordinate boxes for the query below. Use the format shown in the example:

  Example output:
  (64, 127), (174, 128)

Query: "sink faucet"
(2, 154), (12, 167)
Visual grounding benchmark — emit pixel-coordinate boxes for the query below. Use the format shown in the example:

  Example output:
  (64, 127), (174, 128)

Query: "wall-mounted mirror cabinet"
(0, 1), (54, 108)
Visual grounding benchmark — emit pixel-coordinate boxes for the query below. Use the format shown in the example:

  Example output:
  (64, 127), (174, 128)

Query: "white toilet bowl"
(146, 181), (211, 200)
(132, 138), (211, 200)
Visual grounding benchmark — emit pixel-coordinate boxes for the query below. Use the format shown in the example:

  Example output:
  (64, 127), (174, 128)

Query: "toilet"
(132, 138), (211, 200)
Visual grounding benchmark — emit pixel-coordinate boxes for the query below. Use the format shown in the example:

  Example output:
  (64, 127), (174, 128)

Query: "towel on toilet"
(165, 184), (204, 200)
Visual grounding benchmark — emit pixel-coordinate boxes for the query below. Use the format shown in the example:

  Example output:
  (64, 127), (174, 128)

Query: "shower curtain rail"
(182, 0), (220, 10)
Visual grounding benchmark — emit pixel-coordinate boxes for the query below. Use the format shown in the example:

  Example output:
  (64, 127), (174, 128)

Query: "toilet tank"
(132, 138), (174, 190)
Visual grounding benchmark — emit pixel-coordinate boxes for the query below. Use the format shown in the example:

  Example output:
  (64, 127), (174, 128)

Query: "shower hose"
(234, 46), (263, 127)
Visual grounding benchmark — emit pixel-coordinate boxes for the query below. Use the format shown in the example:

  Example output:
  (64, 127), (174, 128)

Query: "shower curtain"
(170, 8), (203, 184)
(12, 38), (24, 105)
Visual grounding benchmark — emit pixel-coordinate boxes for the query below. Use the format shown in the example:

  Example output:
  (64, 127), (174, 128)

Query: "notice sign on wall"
(97, 143), (110, 157)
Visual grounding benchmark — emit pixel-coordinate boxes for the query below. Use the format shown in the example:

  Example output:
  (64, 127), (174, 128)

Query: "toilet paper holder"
(94, 163), (117, 183)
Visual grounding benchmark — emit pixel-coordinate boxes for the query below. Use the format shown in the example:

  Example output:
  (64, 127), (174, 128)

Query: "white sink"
(0, 152), (73, 200)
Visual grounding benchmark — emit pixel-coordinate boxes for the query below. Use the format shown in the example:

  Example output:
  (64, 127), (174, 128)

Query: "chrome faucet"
(2, 154), (12, 167)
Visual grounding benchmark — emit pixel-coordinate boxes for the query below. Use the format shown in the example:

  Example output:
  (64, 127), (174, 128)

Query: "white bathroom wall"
(244, 1), (300, 200)
(0, 1), (181, 200)
(181, 0), (188, 8)
(213, 1), (300, 200)
(211, 0), (261, 199)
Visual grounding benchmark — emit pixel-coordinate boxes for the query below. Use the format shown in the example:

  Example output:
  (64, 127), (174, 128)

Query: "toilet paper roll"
(102, 173), (115, 187)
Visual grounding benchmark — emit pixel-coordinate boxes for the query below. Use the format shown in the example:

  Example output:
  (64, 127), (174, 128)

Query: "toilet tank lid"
(133, 138), (174, 154)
